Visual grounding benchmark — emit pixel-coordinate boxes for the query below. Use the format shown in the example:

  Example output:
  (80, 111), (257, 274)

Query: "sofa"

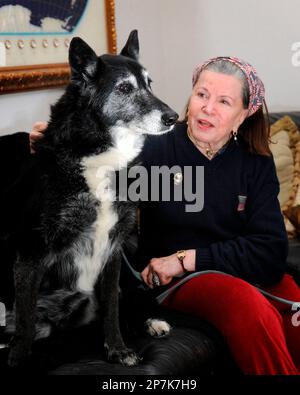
(0, 113), (299, 376)
(269, 112), (300, 285)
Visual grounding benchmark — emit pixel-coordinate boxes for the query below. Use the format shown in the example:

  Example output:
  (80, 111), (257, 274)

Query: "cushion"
(284, 205), (300, 236)
(269, 112), (300, 132)
(269, 130), (294, 207)
(269, 116), (300, 238)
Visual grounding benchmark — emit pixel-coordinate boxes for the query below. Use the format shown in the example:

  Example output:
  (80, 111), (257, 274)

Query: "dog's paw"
(145, 318), (171, 338)
(105, 344), (141, 366)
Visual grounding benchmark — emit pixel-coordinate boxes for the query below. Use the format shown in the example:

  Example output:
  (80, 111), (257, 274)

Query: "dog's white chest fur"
(76, 127), (144, 292)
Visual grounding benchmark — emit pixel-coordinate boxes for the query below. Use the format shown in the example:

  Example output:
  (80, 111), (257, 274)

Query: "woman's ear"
(236, 109), (248, 129)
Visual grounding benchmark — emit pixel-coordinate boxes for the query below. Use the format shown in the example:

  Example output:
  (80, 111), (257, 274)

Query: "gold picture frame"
(0, 0), (116, 94)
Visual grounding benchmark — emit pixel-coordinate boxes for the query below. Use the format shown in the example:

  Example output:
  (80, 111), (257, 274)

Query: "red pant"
(162, 273), (300, 375)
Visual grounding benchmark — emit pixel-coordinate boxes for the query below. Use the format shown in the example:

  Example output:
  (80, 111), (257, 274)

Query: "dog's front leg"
(8, 259), (41, 367)
(99, 252), (140, 366)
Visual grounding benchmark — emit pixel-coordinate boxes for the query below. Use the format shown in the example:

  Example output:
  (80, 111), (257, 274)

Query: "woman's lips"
(197, 119), (214, 130)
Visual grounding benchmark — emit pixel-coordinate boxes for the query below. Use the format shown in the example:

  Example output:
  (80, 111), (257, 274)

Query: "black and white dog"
(1, 30), (178, 367)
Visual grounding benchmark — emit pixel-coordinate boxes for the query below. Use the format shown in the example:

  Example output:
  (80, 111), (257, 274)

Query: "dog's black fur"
(0, 30), (178, 368)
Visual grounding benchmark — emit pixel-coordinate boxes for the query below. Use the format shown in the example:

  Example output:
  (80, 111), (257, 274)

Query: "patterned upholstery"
(269, 112), (300, 283)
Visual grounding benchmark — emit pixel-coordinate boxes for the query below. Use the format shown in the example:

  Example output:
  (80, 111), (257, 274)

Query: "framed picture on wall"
(0, 0), (116, 94)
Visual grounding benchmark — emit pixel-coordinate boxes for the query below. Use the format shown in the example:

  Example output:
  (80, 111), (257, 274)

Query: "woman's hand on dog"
(141, 250), (196, 288)
(30, 121), (48, 153)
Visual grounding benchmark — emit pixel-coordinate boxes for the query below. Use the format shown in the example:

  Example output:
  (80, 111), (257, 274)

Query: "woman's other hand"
(141, 250), (196, 288)
(30, 121), (48, 153)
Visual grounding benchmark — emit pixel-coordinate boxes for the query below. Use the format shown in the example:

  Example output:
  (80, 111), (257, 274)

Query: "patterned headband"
(192, 56), (265, 117)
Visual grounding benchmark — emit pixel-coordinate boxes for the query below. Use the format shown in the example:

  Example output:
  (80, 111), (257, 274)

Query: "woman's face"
(188, 70), (248, 145)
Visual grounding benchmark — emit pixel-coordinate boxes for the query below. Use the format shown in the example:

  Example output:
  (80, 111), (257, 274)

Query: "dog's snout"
(161, 111), (179, 127)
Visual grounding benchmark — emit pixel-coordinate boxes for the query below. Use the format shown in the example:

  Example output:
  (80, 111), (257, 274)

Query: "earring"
(232, 130), (238, 144)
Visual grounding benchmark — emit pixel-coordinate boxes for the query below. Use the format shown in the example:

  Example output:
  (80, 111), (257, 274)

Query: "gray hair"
(201, 60), (249, 109)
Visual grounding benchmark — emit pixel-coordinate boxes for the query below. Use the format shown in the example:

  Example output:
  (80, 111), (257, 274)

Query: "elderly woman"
(28, 57), (300, 375)
(136, 57), (300, 375)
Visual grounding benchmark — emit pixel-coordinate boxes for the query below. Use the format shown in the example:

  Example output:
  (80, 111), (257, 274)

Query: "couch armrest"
(287, 238), (300, 286)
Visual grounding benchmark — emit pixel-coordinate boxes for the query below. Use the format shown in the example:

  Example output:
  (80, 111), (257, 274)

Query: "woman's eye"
(198, 92), (206, 98)
(221, 100), (230, 106)
(116, 82), (133, 94)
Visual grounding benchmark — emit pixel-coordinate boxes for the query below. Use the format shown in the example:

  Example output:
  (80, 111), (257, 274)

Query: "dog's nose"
(161, 111), (179, 127)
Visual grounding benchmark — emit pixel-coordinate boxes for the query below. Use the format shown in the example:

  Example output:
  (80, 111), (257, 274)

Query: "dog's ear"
(120, 30), (139, 61)
(69, 37), (99, 79)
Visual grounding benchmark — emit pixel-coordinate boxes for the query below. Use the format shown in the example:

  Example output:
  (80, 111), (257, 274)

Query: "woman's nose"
(202, 99), (216, 114)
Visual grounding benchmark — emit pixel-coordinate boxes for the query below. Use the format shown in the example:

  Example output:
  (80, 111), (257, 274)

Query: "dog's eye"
(116, 82), (133, 94)
(148, 78), (153, 90)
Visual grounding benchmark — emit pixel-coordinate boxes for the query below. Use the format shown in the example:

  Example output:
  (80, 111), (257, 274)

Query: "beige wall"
(115, 0), (300, 114)
(0, 89), (63, 136)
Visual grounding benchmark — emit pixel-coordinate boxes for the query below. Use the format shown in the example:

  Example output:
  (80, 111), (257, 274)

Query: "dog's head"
(68, 30), (178, 136)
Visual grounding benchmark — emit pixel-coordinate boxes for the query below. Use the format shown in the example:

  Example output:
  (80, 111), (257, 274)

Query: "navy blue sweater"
(136, 122), (288, 286)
